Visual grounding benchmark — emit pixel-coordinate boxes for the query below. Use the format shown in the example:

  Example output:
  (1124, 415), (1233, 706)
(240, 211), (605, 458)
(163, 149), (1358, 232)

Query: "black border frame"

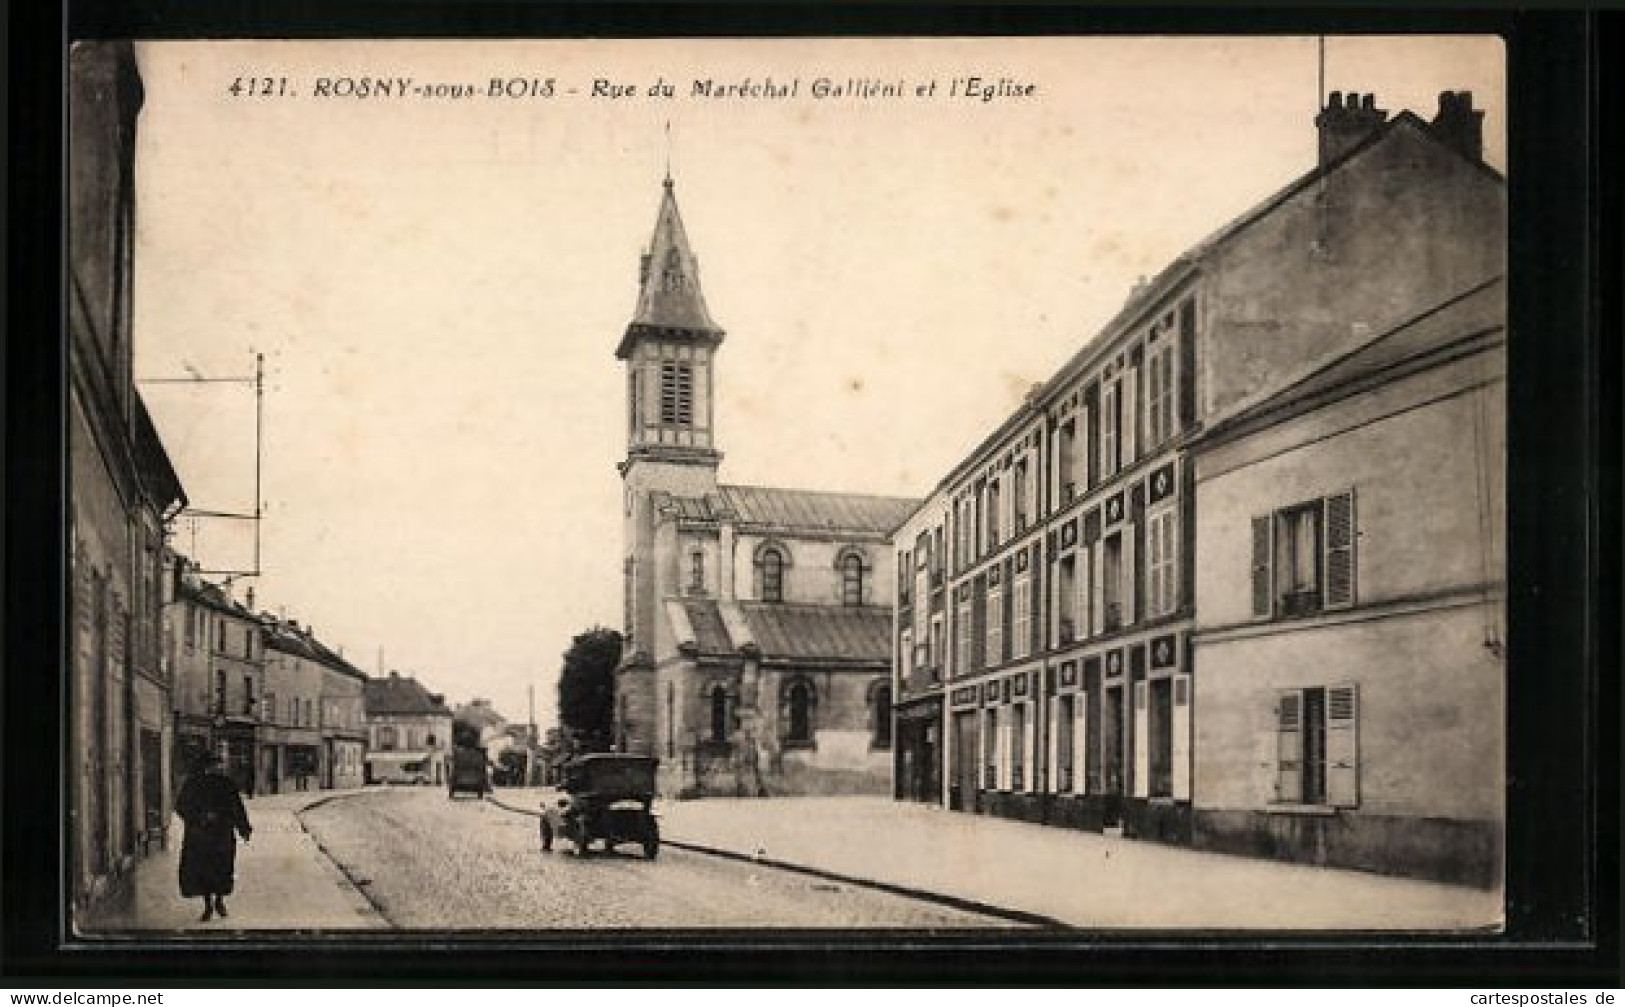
(7, 2), (1615, 985)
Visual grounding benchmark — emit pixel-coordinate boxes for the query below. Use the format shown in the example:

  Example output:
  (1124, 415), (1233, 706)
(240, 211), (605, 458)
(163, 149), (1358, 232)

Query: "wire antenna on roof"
(1317, 35), (1326, 114)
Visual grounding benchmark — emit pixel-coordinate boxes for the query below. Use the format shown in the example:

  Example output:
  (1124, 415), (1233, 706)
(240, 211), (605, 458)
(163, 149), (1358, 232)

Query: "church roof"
(738, 602), (891, 666)
(671, 599), (891, 667)
(718, 484), (920, 537)
(616, 178), (723, 358)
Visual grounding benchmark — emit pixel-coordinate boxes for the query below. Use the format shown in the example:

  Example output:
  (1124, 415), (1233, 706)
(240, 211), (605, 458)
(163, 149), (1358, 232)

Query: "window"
(1011, 573), (1032, 659)
(841, 553), (864, 606)
(689, 549), (706, 593)
(757, 546), (785, 603)
(1147, 506), (1179, 618)
(783, 679), (815, 745)
(1055, 555), (1078, 644)
(379, 725), (396, 751)
(214, 669), (226, 715)
(304, 699), (313, 728)
(1102, 535), (1123, 631)
(986, 587), (1004, 668)
(1014, 460), (1029, 530)
(899, 628), (913, 679)
(265, 691), (277, 725)
(1101, 381), (1120, 477)
(897, 550), (911, 605)
(929, 617), (943, 675)
(1056, 419), (1076, 504)
(184, 605), (196, 647)
(659, 361), (693, 426)
(243, 624), (253, 659)
(243, 675), (255, 716)
(1055, 695), (1075, 791)
(1252, 490), (1356, 619)
(1146, 338), (1177, 446)
(1148, 678), (1173, 797)
(988, 479), (1003, 547)
(955, 597), (973, 673)
(870, 682), (892, 749)
(1275, 685), (1359, 807)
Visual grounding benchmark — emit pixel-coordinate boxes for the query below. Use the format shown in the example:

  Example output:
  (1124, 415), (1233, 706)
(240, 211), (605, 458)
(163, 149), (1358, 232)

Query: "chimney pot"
(1327, 90), (1343, 109)
(1362, 93), (1375, 110)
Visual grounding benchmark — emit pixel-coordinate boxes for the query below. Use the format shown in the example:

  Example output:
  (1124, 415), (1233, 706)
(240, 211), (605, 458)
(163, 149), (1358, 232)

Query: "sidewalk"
(79, 790), (387, 934)
(493, 789), (1501, 930)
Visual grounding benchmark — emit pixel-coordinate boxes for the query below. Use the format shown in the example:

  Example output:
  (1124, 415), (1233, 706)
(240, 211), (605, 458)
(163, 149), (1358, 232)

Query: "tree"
(557, 627), (622, 753)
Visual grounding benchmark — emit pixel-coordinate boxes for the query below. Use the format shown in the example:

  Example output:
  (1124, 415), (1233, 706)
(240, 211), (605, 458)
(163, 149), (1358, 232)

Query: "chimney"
(1316, 90), (1388, 166)
(1431, 90), (1484, 162)
(245, 586), (255, 611)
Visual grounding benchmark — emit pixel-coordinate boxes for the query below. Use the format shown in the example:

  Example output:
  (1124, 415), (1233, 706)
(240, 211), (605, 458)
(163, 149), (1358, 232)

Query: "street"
(298, 788), (1015, 929)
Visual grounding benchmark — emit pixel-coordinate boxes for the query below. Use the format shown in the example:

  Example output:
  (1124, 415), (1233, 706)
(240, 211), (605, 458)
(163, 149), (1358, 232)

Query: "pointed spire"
(617, 175), (724, 358)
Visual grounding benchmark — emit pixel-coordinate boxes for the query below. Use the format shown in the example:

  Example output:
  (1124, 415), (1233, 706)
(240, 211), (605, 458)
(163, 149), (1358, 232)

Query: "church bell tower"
(615, 175), (725, 753)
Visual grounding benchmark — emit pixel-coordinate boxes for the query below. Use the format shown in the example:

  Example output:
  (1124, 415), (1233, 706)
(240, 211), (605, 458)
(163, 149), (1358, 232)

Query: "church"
(612, 174), (918, 797)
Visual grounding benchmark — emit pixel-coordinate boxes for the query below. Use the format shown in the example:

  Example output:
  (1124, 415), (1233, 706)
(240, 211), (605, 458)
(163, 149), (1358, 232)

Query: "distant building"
(169, 562), (265, 797)
(365, 671), (455, 785)
(68, 40), (188, 913)
(612, 174), (918, 796)
(889, 89), (1504, 883)
(259, 618), (368, 792)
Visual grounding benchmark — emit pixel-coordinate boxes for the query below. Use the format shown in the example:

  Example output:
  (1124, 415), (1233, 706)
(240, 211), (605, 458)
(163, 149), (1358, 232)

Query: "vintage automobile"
(540, 754), (659, 859)
(448, 744), (491, 799)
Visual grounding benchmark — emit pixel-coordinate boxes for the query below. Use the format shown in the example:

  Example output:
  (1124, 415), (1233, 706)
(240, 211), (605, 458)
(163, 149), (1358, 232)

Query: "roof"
(260, 618), (367, 680)
(132, 393), (187, 513)
(615, 178), (723, 358)
(922, 111), (1505, 506)
(670, 599), (890, 666)
(364, 673), (454, 717)
(1208, 275), (1505, 444)
(177, 576), (252, 620)
(717, 484), (920, 537)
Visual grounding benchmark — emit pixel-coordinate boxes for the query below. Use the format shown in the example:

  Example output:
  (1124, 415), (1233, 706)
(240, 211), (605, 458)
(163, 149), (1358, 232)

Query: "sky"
(129, 36), (1504, 728)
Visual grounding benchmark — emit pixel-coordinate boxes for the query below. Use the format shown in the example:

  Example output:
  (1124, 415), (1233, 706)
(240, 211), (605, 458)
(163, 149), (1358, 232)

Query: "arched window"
(870, 680), (893, 749)
(783, 678), (816, 745)
(758, 546), (785, 602)
(841, 553), (865, 606)
(708, 683), (729, 743)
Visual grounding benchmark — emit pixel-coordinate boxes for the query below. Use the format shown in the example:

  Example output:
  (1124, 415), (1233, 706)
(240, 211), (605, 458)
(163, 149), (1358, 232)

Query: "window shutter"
(1076, 407), (1091, 491)
(1275, 691), (1302, 803)
(1323, 490), (1356, 611)
(1251, 515), (1274, 619)
(1073, 692), (1089, 794)
(1089, 541), (1104, 637)
(1024, 704), (1037, 793)
(1147, 352), (1163, 444)
(977, 713), (987, 789)
(1132, 681), (1150, 798)
(1325, 684), (1359, 807)
(1102, 384), (1118, 477)
(1172, 673), (1192, 801)
(1122, 365), (1139, 466)
(1047, 702), (1061, 793)
(1121, 521), (1138, 626)
(999, 714), (1012, 790)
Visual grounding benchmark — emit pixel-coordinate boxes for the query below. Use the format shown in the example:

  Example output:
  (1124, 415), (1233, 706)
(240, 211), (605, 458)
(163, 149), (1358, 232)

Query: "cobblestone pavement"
(299, 788), (1016, 929)
(635, 794), (1504, 931)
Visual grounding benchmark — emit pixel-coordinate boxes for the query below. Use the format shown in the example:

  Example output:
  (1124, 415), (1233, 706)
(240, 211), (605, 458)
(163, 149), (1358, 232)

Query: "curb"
(485, 792), (1063, 929)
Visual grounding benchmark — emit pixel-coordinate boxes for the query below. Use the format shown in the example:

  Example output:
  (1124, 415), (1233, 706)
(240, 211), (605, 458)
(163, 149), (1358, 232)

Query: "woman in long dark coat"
(176, 751), (252, 922)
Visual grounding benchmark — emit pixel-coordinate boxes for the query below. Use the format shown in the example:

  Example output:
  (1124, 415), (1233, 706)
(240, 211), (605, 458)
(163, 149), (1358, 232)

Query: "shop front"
(893, 696), (943, 804)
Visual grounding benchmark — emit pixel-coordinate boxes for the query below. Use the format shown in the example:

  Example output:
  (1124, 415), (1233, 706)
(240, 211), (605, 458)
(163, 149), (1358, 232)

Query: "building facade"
(892, 90), (1504, 882)
(1190, 276), (1505, 886)
(260, 618), (369, 792)
(892, 494), (949, 805)
(170, 564), (265, 796)
(613, 176), (917, 797)
(68, 41), (189, 913)
(365, 672), (455, 785)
